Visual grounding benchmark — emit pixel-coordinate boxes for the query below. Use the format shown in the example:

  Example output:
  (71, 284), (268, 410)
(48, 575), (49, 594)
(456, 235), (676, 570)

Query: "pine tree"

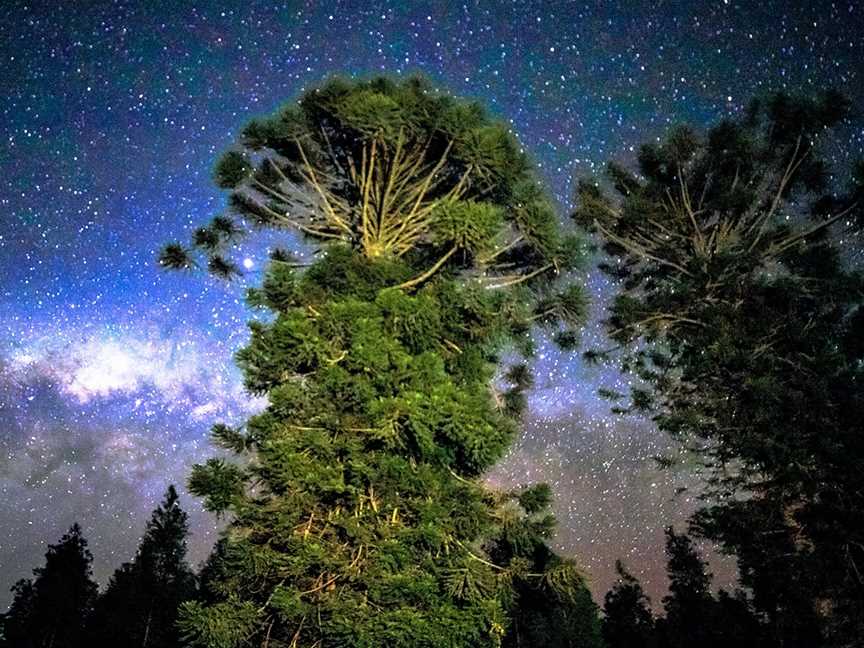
(658, 528), (714, 648)
(710, 589), (767, 648)
(87, 485), (197, 648)
(0, 580), (36, 648)
(0, 524), (97, 648)
(601, 561), (656, 648)
(574, 90), (864, 645)
(162, 75), (592, 646)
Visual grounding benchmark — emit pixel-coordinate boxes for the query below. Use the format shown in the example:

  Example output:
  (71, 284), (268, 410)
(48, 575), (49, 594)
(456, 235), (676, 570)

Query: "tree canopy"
(163, 75), (593, 647)
(575, 90), (864, 645)
(161, 75), (582, 295)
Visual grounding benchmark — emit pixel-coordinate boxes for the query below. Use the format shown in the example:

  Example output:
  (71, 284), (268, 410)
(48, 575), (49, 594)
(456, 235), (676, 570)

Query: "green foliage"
(177, 599), (261, 648)
(535, 284), (589, 328)
(189, 458), (246, 514)
(169, 75), (594, 647)
(432, 200), (503, 254)
(516, 483), (551, 515)
(335, 89), (406, 136)
(211, 423), (250, 453)
(159, 74), (575, 303)
(214, 150), (253, 188)
(552, 329), (581, 351)
(207, 254), (242, 280)
(485, 485), (601, 648)
(158, 242), (194, 270)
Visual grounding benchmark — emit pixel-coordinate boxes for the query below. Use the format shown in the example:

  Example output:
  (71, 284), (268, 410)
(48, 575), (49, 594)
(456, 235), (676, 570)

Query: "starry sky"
(2, 0), (863, 609)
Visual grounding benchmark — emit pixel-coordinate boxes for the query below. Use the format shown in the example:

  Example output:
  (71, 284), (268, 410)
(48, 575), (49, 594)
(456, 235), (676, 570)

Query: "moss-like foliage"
(180, 254), (596, 647)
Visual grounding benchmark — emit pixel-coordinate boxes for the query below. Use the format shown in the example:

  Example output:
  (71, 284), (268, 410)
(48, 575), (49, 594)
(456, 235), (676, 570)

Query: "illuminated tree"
(164, 75), (592, 647)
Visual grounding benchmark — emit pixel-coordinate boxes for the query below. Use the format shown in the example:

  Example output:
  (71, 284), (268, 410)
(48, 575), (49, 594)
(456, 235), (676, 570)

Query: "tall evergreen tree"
(87, 485), (196, 648)
(710, 589), (768, 648)
(574, 90), (864, 645)
(601, 561), (656, 648)
(656, 528), (767, 648)
(162, 75), (593, 646)
(602, 542), (766, 648)
(0, 524), (97, 648)
(657, 528), (714, 648)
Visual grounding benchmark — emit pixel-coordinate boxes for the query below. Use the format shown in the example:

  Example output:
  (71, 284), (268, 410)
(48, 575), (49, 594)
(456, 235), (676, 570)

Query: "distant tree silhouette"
(0, 524), (97, 648)
(601, 560), (656, 648)
(576, 89), (864, 645)
(603, 530), (767, 648)
(86, 485), (196, 648)
(657, 528), (715, 648)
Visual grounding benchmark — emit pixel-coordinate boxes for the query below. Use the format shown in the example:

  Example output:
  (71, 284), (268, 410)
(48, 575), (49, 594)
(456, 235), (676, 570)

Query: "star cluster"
(2, 0), (862, 606)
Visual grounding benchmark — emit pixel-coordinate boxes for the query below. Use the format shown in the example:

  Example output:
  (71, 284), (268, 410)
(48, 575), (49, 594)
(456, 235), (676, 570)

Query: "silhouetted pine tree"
(711, 589), (767, 648)
(603, 533), (766, 648)
(657, 528), (715, 648)
(601, 561), (656, 648)
(0, 524), (97, 648)
(87, 485), (196, 648)
(575, 90), (864, 646)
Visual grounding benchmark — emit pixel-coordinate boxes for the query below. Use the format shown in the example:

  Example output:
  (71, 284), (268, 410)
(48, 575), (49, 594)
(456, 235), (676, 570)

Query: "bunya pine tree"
(161, 75), (593, 647)
(574, 91), (864, 646)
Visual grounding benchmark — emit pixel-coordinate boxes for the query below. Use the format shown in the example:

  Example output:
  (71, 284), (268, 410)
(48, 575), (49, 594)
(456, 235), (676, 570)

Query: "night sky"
(2, 0), (863, 608)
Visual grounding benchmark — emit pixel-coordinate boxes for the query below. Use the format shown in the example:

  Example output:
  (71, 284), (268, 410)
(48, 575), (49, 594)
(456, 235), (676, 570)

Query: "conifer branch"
(483, 263), (555, 289)
(396, 245), (458, 290)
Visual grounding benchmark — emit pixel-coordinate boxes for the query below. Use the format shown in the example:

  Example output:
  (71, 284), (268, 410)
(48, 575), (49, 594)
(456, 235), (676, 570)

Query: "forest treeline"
(2, 76), (861, 647)
(0, 490), (766, 648)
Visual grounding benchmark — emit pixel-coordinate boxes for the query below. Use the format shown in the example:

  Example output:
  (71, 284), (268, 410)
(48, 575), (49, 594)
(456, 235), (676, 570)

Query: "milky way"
(2, 0), (863, 607)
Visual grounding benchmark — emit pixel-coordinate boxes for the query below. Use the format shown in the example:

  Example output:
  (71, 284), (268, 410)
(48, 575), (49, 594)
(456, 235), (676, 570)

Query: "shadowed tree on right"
(575, 91), (864, 646)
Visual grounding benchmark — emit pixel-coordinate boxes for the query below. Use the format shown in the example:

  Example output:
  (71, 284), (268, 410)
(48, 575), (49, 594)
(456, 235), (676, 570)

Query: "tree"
(574, 90), (864, 646)
(0, 580), (36, 648)
(489, 484), (602, 648)
(601, 561), (656, 648)
(710, 589), (768, 648)
(0, 524), (97, 648)
(86, 485), (197, 648)
(658, 528), (714, 648)
(163, 75), (592, 646)
(657, 528), (767, 648)
(602, 532), (766, 648)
